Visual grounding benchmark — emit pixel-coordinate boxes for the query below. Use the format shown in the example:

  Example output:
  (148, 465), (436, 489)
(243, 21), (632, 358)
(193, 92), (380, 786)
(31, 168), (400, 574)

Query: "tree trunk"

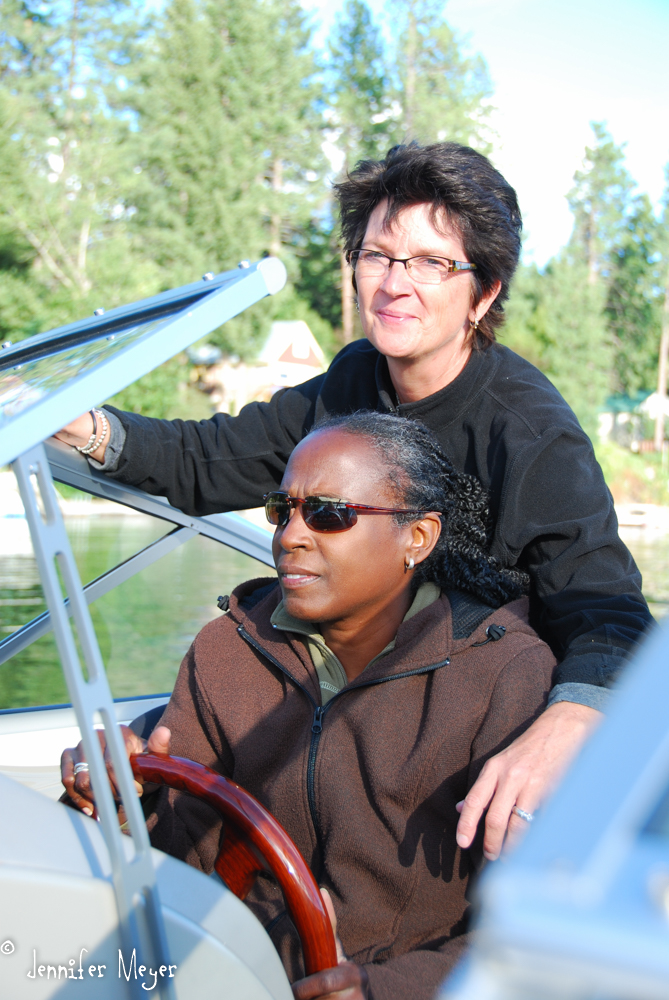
(270, 158), (283, 257)
(587, 209), (597, 285)
(341, 253), (354, 344)
(654, 274), (669, 452)
(77, 217), (90, 285)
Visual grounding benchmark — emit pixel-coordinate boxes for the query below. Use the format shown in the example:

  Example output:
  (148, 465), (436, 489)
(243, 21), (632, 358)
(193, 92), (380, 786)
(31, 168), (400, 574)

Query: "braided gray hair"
(312, 411), (529, 606)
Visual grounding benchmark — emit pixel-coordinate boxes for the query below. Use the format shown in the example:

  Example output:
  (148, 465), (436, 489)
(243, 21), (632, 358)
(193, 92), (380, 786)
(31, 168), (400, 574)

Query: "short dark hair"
(312, 411), (529, 606)
(334, 142), (522, 347)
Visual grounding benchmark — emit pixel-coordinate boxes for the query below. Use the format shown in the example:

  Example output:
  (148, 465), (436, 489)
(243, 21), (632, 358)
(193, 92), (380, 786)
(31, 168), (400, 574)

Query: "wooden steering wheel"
(130, 752), (338, 976)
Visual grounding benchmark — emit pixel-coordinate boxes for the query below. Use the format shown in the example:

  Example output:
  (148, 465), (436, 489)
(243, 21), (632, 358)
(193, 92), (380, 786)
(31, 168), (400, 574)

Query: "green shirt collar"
(270, 582), (440, 705)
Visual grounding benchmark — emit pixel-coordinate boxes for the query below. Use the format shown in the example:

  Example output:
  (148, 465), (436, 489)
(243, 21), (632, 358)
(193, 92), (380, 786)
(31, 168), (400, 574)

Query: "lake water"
(0, 516), (666, 711)
(0, 514), (275, 709)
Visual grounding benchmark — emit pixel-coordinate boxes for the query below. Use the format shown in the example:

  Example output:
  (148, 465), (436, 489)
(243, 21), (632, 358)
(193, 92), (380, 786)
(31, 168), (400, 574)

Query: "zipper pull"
(312, 706), (324, 734)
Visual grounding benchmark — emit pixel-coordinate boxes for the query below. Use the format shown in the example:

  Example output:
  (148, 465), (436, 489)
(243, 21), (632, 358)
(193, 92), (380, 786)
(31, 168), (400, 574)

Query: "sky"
(301, 0), (669, 267)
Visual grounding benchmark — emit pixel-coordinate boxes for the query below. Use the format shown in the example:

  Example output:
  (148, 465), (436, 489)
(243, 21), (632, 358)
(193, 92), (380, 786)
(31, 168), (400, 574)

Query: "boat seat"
(0, 772), (293, 1000)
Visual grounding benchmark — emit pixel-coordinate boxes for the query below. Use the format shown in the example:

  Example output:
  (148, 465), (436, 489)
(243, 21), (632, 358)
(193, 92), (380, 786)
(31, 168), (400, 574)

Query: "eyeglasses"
(347, 249), (477, 285)
(264, 491), (439, 533)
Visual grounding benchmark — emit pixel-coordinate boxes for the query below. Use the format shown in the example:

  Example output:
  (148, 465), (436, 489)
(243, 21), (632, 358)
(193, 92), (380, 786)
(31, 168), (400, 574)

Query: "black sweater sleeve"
(104, 377), (323, 515)
(494, 417), (653, 696)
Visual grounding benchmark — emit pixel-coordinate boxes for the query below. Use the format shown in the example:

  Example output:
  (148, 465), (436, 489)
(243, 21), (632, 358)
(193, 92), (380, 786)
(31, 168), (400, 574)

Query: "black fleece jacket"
(105, 339), (652, 707)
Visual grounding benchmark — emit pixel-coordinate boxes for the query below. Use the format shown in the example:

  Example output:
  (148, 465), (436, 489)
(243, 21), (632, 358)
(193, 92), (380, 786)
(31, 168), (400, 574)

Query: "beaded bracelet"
(74, 410), (97, 454)
(75, 409), (108, 456)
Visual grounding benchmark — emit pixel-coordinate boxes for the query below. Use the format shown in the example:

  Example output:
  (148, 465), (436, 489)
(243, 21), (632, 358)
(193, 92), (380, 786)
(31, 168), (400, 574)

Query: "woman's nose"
(276, 505), (312, 550)
(379, 259), (412, 295)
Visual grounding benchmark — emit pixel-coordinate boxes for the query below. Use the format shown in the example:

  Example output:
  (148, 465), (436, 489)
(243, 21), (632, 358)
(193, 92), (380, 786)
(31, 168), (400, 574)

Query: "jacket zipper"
(237, 624), (449, 872)
(237, 626), (328, 852)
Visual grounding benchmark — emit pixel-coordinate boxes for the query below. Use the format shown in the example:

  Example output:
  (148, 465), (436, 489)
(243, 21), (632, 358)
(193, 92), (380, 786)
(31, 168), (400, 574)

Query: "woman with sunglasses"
(62, 412), (555, 1000)
(55, 141), (650, 864)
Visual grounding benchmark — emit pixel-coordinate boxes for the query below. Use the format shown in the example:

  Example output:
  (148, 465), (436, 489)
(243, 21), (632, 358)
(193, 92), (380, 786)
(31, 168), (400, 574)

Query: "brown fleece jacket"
(146, 578), (555, 1000)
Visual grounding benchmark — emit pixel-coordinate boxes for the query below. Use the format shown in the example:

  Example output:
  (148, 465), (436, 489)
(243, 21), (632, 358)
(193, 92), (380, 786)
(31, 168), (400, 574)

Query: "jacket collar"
(374, 342), (500, 428)
(229, 578), (455, 689)
(227, 578), (322, 703)
(226, 579), (534, 693)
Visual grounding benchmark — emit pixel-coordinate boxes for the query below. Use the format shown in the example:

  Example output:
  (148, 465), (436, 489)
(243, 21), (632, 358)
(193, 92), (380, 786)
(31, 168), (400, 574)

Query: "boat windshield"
(0, 317), (164, 427)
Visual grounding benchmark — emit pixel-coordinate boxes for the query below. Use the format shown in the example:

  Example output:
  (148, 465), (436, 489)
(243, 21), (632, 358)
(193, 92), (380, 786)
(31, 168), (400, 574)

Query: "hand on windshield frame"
(53, 410), (111, 464)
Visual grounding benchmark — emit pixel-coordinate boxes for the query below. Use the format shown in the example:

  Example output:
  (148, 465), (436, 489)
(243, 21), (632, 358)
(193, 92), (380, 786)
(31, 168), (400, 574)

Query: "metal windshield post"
(13, 444), (176, 1000)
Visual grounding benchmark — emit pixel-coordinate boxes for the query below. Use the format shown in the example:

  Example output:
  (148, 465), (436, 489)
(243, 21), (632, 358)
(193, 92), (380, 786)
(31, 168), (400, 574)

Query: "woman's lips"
(375, 308), (416, 324)
(279, 571), (320, 588)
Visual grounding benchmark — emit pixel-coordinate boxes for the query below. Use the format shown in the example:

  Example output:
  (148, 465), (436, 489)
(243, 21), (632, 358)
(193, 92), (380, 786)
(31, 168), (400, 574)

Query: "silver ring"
(512, 805), (534, 823)
(73, 762), (90, 775)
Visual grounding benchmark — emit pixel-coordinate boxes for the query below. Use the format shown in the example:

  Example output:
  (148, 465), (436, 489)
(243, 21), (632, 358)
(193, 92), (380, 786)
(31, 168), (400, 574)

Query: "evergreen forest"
(1, 0), (668, 504)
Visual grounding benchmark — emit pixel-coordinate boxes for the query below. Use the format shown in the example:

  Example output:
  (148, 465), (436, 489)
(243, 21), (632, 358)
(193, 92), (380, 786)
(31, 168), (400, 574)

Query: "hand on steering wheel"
(127, 742), (338, 977)
(63, 725), (339, 977)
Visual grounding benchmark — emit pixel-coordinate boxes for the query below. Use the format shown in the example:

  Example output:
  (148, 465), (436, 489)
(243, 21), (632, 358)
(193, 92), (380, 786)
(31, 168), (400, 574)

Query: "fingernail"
(456, 834), (467, 848)
(484, 851), (498, 861)
(83, 807), (93, 816)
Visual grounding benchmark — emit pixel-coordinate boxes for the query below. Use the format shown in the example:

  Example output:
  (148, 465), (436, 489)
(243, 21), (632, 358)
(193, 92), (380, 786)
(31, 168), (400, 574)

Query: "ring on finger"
(512, 805), (534, 824)
(74, 762), (90, 775)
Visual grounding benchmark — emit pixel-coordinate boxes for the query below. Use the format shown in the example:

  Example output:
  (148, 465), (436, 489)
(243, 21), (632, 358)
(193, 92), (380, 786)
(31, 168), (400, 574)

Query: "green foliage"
(568, 122), (634, 282)
(503, 124), (665, 445)
(502, 257), (614, 439)
(606, 194), (663, 395)
(0, 0), (517, 416)
(0, 0), (160, 343)
(105, 355), (189, 417)
(565, 124), (664, 400)
(293, 219), (342, 330)
(127, 0), (324, 276)
(594, 439), (669, 506)
(327, 0), (391, 168)
(500, 263), (545, 371)
(389, 0), (493, 149)
(540, 257), (614, 438)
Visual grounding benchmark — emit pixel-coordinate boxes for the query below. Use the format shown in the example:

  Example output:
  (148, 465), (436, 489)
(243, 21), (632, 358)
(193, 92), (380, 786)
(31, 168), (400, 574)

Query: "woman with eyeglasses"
(55, 141), (651, 864)
(62, 412), (555, 1000)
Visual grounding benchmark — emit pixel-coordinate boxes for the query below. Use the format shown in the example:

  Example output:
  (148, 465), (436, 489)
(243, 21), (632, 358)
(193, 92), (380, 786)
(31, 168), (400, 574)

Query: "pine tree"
(568, 122), (634, 285)
(325, 0), (390, 343)
(606, 193), (663, 395)
(539, 255), (614, 438)
(328, 0), (390, 168)
(0, 0), (156, 340)
(388, 0), (492, 149)
(126, 0), (327, 358)
(502, 255), (614, 440)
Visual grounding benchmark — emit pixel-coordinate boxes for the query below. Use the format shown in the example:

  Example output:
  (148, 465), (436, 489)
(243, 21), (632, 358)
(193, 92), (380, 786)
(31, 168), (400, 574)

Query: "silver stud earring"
(404, 557), (415, 572)
(354, 299), (359, 313)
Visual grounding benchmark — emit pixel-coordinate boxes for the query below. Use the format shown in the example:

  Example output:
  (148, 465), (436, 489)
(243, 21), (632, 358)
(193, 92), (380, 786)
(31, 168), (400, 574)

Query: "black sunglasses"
(264, 491), (439, 533)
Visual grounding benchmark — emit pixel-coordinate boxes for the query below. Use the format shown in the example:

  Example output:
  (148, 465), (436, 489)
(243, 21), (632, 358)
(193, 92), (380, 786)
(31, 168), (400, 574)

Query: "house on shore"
(195, 320), (326, 415)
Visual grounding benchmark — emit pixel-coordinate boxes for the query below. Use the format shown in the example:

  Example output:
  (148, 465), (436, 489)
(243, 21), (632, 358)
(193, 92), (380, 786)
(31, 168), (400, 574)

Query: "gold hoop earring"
(404, 557), (415, 572)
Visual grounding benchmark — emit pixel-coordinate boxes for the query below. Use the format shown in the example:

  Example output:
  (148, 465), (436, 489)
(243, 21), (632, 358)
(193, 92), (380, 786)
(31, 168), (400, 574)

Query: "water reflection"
(0, 515), (275, 709)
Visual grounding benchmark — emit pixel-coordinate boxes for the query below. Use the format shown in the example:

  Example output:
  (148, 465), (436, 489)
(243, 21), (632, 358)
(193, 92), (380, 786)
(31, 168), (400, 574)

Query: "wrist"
(54, 410), (109, 462)
(544, 700), (602, 725)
